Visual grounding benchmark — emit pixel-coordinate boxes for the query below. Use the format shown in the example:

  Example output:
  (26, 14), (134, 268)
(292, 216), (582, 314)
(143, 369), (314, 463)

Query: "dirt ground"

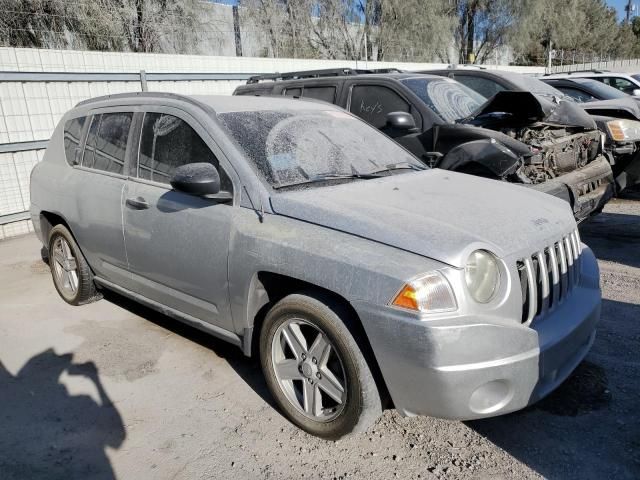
(0, 194), (638, 480)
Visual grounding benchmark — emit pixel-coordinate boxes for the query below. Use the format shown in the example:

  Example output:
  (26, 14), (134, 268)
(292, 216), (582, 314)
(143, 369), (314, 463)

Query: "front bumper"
(353, 246), (601, 420)
(530, 156), (614, 223)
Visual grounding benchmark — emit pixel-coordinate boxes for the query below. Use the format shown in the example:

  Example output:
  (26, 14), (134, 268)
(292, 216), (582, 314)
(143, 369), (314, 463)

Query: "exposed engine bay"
(397, 91), (614, 222)
(501, 125), (601, 184)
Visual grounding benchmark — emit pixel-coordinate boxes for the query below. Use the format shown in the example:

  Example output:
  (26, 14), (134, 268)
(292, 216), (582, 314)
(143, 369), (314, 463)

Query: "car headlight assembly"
(465, 250), (501, 303)
(606, 119), (640, 142)
(390, 271), (457, 314)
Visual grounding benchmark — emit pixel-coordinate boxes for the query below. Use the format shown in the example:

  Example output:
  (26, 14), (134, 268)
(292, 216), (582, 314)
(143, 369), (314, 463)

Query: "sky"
(607, 0), (635, 20)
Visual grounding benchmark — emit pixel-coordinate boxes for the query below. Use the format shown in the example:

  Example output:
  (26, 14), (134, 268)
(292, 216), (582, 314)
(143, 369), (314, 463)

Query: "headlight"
(606, 119), (640, 142)
(465, 250), (500, 303)
(390, 271), (457, 314)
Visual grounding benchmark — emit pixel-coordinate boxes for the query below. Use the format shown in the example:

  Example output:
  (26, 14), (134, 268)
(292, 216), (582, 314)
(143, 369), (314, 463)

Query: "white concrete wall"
(0, 47), (545, 239)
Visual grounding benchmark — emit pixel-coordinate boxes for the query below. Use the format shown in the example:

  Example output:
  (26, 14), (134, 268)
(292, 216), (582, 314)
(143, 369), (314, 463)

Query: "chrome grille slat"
(517, 229), (581, 326)
(548, 245), (560, 307)
(536, 251), (550, 315)
(523, 257), (537, 326)
(558, 240), (568, 300)
(564, 236), (574, 291)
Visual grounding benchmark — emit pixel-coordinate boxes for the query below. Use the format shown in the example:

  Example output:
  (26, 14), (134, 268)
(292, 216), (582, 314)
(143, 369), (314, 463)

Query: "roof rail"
(447, 63), (487, 70)
(246, 67), (404, 84)
(564, 69), (610, 75)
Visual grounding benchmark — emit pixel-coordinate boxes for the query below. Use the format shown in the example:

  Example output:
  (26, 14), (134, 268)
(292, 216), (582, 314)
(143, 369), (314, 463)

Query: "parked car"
(541, 76), (638, 104)
(236, 69), (613, 222)
(31, 93), (601, 440)
(544, 70), (640, 97)
(423, 67), (640, 192)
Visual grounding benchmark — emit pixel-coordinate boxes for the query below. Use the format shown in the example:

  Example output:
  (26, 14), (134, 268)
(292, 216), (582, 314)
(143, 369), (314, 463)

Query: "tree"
(118, 0), (202, 53)
(0, 0), (124, 50)
(368, 0), (456, 62)
(453, 0), (536, 64)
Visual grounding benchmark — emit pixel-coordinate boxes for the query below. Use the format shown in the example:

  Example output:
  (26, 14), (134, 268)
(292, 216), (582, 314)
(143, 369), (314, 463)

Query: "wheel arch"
(39, 210), (72, 241)
(243, 271), (391, 406)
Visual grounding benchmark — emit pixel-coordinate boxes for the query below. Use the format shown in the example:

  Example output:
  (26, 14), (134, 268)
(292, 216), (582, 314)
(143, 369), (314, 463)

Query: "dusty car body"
(30, 93), (601, 439)
(425, 68), (640, 192)
(235, 70), (612, 222)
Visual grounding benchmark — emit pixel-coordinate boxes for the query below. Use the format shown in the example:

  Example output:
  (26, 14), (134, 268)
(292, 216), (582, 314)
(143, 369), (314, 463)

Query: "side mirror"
(170, 162), (223, 197)
(632, 89), (640, 97)
(385, 111), (417, 131)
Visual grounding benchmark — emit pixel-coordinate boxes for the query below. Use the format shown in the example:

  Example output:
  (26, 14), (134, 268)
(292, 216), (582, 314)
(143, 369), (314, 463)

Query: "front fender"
(226, 208), (448, 337)
(437, 139), (522, 178)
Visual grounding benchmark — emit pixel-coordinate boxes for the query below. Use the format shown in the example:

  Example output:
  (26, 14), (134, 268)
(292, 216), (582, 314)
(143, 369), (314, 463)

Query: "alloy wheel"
(271, 318), (347, 422)
(51, 236), (79, 298)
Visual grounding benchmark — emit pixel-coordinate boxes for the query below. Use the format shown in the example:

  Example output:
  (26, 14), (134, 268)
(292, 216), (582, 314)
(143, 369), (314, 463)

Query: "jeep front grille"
(517, 229), (582, 326)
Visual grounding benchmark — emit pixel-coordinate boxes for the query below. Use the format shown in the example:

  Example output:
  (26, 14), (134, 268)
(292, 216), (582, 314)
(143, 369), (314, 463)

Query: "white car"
(544, 70), (640, 97)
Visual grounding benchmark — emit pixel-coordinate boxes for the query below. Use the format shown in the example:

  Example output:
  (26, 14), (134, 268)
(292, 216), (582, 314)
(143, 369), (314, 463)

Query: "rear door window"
(349, 85), (413, 129)
(137, 113), (232, 191)
(63, 116), (86, 166)
(82, 112), (132, 175)
(303, 86), (337, 103)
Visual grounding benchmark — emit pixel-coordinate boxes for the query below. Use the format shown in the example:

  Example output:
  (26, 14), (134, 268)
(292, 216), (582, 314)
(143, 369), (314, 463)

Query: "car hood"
(269, 169), (576, 268)
(581, 97), (640, 121)
(462, 91), (597, 130)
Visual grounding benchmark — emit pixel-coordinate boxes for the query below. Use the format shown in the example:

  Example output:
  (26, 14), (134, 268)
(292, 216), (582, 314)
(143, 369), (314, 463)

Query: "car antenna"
(243, 185), (264, 223)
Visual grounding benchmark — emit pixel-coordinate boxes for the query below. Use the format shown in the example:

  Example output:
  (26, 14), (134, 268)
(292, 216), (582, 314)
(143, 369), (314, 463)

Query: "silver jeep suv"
(30, 93), (601, 439)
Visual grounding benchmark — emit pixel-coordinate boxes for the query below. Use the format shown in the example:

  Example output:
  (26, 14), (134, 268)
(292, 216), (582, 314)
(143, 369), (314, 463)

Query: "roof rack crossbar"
(246, 67), (404, 84)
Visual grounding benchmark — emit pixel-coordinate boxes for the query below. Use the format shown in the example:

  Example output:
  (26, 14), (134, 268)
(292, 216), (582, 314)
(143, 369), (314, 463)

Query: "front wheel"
(260, 293), (382, 440)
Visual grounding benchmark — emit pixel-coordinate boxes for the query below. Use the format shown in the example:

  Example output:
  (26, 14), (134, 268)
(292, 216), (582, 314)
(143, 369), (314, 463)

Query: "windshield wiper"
(272, 172), (383, 190)
(369, 162), (428, 174)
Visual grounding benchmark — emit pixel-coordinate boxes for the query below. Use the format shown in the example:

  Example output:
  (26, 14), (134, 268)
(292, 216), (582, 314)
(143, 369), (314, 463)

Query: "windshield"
(218, 109), (424, 189)
(401, 77), (486, 123)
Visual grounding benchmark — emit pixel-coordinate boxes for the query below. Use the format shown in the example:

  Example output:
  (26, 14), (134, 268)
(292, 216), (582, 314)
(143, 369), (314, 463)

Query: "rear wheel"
(48, 224), (101, 305)
(260, 293), (381, 440)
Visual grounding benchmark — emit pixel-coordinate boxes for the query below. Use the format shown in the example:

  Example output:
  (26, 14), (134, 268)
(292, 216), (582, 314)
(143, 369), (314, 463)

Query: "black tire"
(48, 224), (101, 306)
(260, 292), (382, 440)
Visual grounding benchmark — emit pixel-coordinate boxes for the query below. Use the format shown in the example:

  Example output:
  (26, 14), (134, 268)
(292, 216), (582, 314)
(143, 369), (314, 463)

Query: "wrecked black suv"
(235, 69), (613, 222)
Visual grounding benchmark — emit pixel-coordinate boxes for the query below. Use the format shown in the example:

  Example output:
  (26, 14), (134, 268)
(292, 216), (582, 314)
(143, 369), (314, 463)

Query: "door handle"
(125, 197), (150, 210)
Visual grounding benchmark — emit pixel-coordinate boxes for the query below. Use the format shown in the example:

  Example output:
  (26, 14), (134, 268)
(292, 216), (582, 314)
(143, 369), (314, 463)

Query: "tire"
(260, 292), (382, 440)
(48, 224), (101, 306)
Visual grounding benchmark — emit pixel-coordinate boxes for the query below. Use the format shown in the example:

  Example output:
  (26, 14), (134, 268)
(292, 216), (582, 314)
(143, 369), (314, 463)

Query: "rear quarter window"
(302, 86), (337, 103)
(82, 112), (132, 175)
(63, 116), (86, 166)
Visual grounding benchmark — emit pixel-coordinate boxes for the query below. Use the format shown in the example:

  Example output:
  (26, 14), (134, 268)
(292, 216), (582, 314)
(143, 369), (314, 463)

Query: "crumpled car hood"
(581, 97), (640, 121)
(463, 91), (597, 130)
(270, 169), (576, 268)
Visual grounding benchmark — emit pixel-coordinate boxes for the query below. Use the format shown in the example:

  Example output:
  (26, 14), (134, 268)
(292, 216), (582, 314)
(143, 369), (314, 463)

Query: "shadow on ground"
(580, 211), (640, 268)
(101, 291), (279, 413)
(0, 350), (125, 480)
(466, 297), (640, 480)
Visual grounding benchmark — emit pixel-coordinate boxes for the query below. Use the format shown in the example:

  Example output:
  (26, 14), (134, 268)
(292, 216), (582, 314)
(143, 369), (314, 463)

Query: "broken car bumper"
(530, 156), (614, 222)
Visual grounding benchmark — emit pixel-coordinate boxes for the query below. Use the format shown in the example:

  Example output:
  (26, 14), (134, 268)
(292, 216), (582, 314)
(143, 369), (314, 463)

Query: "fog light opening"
(469, 379), (514, 415)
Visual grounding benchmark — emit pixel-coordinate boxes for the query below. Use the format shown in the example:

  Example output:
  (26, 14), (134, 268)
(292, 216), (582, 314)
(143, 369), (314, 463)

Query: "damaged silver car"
(31, 93), (601, 439)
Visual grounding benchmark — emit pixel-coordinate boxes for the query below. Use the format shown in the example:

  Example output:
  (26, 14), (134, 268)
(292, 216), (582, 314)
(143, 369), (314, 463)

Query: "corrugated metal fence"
(0, 47), (544, 240)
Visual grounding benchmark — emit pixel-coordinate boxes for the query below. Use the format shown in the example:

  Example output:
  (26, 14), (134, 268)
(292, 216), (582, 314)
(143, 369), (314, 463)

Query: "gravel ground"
(0, 194), (638, 480)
